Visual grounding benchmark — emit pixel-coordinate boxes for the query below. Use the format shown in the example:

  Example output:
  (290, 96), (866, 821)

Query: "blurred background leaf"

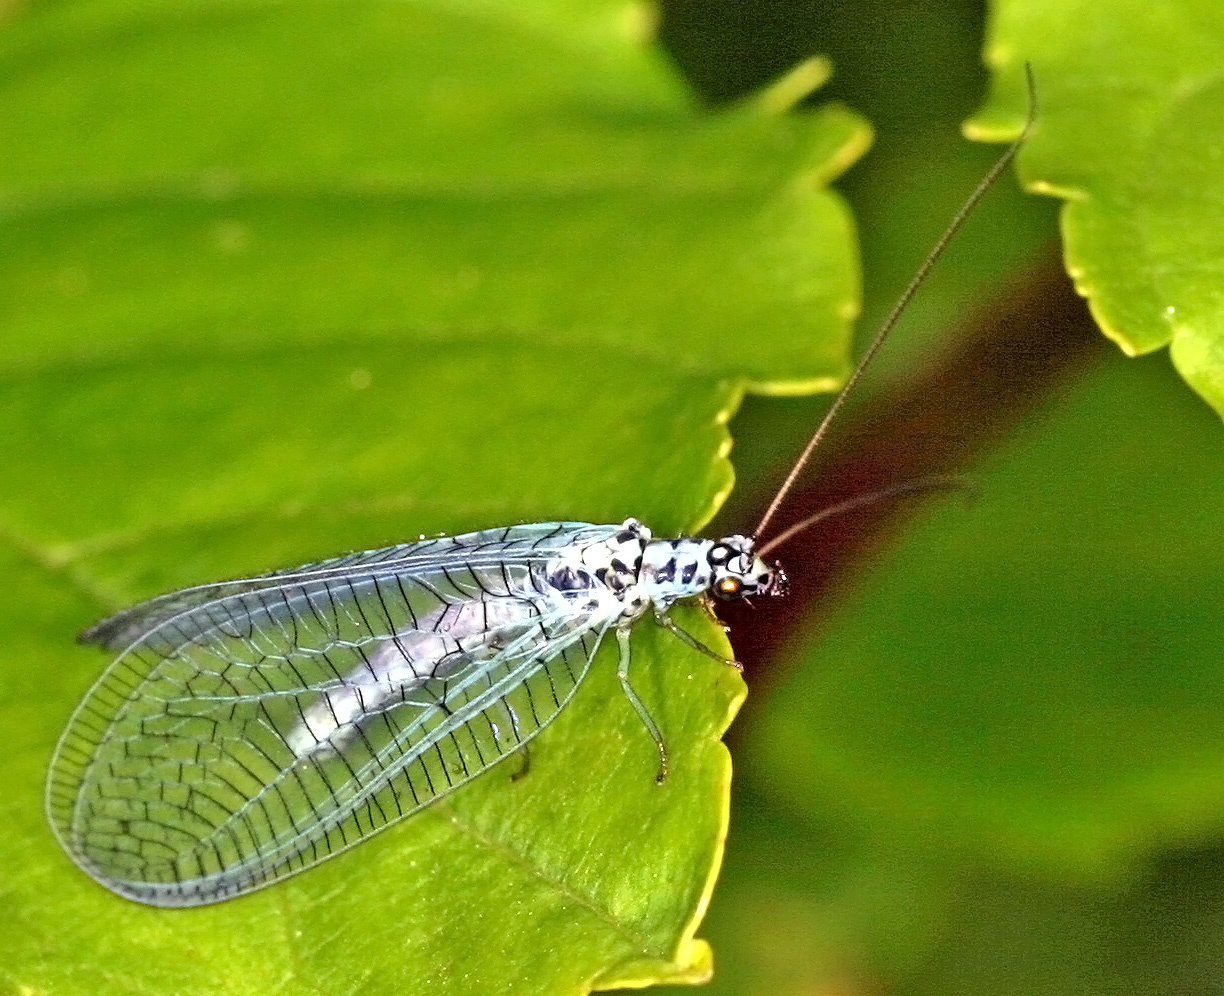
(661, 1), (1224, 995)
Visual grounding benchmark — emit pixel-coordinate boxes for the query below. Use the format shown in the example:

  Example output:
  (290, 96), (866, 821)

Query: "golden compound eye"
(718, 577), (740, 595)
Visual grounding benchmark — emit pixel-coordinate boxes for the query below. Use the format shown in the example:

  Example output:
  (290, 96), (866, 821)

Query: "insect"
(46, 72), (1036, 908)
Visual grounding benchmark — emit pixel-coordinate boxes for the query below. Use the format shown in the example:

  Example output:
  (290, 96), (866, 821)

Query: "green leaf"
(693, 342), (1224, 996)
(0, 1), (867, 994)
(652, 5), (1224, 993)
(750, 348), (1224, 871)
(969, 0), (1224, 418)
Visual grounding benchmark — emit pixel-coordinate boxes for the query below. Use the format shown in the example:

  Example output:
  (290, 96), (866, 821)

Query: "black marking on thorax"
(545, 532), (647, 597)
(640, 538), (711, 596)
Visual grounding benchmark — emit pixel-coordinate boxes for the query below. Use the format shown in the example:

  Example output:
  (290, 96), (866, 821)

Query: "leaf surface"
(0, 2), (867, 994)
(970, 1), (1224, 417)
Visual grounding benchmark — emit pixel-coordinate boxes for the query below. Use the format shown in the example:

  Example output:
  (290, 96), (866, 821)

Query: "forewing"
(48, 523), (624, 906)
(78, 522), (610, 651)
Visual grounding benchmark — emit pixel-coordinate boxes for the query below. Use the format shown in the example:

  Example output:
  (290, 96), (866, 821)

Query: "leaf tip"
(755, 56), (834, 117)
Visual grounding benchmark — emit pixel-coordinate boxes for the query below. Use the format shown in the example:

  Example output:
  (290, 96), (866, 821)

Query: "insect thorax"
(541, 519), (784, 617)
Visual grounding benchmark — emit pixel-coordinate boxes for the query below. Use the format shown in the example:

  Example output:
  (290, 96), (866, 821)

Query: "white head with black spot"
(706, 536), (787, 601)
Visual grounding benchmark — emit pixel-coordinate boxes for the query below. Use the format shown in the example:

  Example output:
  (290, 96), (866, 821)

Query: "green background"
(3, 0), (1223, 994)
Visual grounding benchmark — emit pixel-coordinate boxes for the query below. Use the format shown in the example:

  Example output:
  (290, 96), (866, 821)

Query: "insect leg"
(653, 609), (742, 672)
(616, 625), (668, 783)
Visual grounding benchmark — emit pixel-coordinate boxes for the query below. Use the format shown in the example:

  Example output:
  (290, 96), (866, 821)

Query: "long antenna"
(753, 64), (1037, 542)
(755, 474), (973, 557)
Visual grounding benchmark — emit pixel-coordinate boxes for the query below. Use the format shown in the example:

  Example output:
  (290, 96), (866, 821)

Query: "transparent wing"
(48, 522), (627, 907)
(79, 521), (612, 652)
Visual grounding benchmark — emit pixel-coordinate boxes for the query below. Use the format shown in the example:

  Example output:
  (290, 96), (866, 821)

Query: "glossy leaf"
(970, 0), (1224, 417)
(0, 1), (867, 993)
